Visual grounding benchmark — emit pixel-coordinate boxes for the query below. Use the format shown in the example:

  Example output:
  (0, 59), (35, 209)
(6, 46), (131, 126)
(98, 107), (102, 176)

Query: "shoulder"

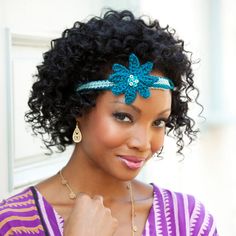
(152, 183), (201, 212)
(151, 183), (218, 235)
(0, 187), (44, 235)
(0, 187), (35, 220)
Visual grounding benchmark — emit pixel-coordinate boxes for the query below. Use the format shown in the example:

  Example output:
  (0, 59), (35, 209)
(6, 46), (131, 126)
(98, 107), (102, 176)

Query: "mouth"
(118, 155), (145, 170)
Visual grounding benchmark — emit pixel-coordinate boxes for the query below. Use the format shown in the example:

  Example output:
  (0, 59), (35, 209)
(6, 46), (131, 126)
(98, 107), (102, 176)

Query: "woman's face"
(78, 88), (172, 181)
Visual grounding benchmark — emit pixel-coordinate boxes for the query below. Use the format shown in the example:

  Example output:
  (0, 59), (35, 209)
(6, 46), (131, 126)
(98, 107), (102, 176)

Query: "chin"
(111, 169), (142, 182)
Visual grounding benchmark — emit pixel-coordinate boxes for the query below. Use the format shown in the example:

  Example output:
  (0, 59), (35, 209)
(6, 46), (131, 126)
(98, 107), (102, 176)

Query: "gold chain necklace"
(59, 170), (138, 236)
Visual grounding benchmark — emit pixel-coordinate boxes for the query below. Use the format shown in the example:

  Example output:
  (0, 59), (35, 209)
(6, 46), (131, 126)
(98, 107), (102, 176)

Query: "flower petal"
(112, 64), (129, 74)
(141, 75), (158, 86)
(138, 85), (150, 99)
(108, 73), (127, 83)
(111, 83), (127, 96)
(129, 53), (140, 74)
(140, 62), (153, 75)
(125, 87), (137, 104)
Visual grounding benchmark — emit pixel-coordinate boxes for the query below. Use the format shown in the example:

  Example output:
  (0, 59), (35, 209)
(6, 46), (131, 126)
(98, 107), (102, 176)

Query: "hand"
(63, 193), (118, 236)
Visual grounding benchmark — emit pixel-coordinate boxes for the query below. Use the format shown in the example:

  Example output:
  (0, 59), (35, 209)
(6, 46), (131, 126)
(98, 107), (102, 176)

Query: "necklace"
(59, 170), (138, 236)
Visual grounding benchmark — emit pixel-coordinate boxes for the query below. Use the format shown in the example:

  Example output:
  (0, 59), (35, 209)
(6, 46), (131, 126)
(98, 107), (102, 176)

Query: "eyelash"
(112, 112), (168, 128)
(113, 112), (132, 123)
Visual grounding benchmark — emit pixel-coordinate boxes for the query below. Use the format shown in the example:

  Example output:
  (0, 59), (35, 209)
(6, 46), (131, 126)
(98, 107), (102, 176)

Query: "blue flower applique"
(108, 53), (158, 104)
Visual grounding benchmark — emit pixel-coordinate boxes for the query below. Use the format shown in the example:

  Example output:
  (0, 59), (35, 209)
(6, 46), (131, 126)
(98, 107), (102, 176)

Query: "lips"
(118, 155), (145, 170)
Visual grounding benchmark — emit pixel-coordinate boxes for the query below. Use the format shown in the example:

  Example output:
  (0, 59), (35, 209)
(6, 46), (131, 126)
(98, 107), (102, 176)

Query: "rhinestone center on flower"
(128, 74), (139, 87)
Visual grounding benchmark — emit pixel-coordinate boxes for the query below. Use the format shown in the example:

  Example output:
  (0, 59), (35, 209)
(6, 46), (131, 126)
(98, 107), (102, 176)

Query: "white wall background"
(0, 0), (235, 235)
(0, 0), (9, 199)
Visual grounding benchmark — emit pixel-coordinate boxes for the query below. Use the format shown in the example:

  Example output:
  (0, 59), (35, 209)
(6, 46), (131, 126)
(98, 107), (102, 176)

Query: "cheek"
(85, 115), (126, 149)
(151, 130), (165, 153)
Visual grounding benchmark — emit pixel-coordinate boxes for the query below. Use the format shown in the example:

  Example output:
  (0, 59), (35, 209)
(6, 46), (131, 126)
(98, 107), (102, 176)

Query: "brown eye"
(112, 112), (132, 123)
(153, 119), (166, 128)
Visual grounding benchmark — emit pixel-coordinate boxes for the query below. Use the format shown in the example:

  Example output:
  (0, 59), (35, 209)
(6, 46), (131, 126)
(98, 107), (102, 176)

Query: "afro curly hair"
(25, 9), (201, 154)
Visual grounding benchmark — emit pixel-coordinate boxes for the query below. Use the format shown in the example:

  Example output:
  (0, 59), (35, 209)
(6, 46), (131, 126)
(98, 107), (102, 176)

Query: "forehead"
(96, 89), (172, 113)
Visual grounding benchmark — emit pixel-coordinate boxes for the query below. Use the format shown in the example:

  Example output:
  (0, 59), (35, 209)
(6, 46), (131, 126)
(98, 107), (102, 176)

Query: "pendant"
(69, 192), (77, 199)
(132, 225), (138, 232)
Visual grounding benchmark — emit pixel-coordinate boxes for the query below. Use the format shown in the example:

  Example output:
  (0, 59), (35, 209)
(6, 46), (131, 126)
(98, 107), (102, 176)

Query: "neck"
(57, 147), (139, 236)
(61, 145), (131, 203)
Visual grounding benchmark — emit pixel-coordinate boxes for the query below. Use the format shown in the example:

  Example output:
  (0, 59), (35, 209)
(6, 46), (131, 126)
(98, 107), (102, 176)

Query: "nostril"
(127, 137), (151, 152)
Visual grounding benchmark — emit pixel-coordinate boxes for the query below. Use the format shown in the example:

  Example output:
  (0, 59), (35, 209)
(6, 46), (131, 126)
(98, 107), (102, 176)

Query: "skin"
(36, 77), (172, 235)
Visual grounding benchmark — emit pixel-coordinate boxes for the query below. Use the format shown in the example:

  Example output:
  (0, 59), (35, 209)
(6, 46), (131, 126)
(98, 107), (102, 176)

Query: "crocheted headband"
(76, 53), (174, 104)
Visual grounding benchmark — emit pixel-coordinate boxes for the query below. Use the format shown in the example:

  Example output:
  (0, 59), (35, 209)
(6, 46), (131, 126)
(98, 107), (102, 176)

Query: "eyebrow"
(111, 101), (171, 116)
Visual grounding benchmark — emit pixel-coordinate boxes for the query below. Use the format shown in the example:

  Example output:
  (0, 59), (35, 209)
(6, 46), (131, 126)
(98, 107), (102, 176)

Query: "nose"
(127, 126), (152, 152)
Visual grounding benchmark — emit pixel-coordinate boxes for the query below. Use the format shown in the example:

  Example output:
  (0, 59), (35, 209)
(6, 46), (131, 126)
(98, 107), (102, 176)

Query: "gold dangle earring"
(72, 121), (82, 143)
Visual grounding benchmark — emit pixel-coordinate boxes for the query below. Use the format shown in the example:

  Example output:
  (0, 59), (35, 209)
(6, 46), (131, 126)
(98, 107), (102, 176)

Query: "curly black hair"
(25, 9), (201, 154)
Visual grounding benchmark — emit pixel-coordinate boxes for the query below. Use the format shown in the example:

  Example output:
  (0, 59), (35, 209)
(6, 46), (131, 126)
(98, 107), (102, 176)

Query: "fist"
(63, 193), (118, 236)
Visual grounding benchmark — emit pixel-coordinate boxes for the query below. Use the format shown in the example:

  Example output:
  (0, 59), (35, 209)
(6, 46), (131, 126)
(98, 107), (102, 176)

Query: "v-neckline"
(33, 183), (156, 236)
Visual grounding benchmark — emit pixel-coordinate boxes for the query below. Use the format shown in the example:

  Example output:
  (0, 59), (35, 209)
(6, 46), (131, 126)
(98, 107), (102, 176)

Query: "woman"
(0, 10), (218, 236)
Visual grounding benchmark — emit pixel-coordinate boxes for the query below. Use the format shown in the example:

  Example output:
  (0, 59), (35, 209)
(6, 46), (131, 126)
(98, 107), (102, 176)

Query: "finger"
(112, 218), (119, 228)
(75, 192), (91, 202)
(104, 207), (112, 216)
(77, 192), (88, 197)
(93, 195), (104, 205)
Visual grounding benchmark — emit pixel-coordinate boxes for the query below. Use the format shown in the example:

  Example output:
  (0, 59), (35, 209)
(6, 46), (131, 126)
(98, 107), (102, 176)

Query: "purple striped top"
(0, 184), (218, 236)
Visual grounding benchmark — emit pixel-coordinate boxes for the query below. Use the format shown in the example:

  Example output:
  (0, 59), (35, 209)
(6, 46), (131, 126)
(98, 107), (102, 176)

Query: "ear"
(75, 115), (86, 124)
(75, 109), (92, 125)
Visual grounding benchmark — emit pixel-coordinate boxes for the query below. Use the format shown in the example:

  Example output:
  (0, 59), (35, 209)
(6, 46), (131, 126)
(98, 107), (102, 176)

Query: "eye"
(153, 119), (167, 128)
(112, 112), (133, 123)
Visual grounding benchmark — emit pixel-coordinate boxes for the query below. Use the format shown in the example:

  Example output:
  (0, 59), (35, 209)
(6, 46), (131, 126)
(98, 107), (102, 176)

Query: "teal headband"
(76, 53), (174, 104)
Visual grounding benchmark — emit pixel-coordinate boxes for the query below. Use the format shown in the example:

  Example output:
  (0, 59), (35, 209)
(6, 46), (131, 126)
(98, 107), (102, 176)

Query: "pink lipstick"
(118, 156), (145, 170)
